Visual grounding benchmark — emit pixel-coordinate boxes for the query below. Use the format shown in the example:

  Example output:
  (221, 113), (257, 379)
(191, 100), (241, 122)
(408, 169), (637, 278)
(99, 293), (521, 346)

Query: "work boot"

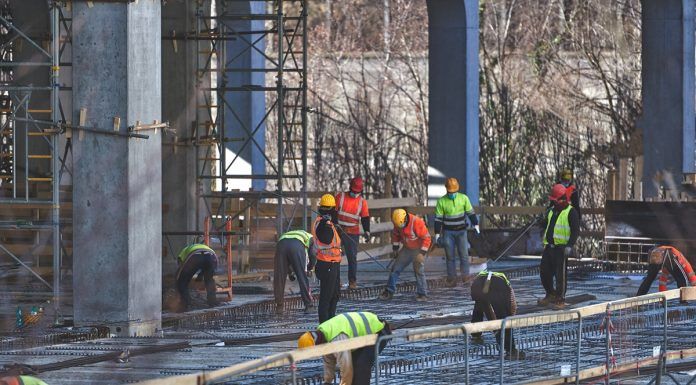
(348, 281), (358, 290)
(415, 294), (428, 302)
(304, 304), (316, 314)
(551, 299), (567, 310)
(537, 294), (556, 306)
(275, 304), (284, 315)
(378, 290), (393, 300)
(505, 349), (526, 361)
(445, 277), (457, 288)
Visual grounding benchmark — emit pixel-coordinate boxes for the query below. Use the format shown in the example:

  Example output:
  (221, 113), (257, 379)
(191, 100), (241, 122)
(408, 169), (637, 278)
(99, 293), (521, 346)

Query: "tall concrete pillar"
(426, 0), (479, 205)
(222, 1), (267, 191)
(72, 1), (162, 336)
(641, 0), (695, 197)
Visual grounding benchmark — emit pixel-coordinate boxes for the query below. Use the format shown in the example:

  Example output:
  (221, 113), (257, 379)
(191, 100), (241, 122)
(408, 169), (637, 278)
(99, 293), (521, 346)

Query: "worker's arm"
(391, 227), (402, 249)
(307, 241), (317, 271)
(323, 353), (337, 383)
(508, 282), (517, 316)
(434, 199), (444, 235)
(414, 218), (432, 252)
(462, 195), (479, 226)
(566, 207), (581, 247)
(637, 264), (661, 296)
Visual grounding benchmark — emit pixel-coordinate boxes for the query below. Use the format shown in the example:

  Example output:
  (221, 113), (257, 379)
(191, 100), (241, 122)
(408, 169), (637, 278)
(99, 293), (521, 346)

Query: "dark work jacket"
(544, 205), (580, 247)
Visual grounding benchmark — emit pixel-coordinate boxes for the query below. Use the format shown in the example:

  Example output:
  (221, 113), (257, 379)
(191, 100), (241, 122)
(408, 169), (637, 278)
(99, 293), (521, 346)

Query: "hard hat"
(298, 331), (317, 349)
(549, 184), (567, 202)
(560, 169), (573, 181)
(391, 209), (408, 228)
(350, 177), (364, 193)
(319, 194), (336, 208)
(445, 177), (459, 193)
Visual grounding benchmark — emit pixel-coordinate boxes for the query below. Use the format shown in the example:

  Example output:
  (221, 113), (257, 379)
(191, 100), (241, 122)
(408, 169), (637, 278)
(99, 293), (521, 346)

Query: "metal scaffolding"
(194, 0), (308, 237)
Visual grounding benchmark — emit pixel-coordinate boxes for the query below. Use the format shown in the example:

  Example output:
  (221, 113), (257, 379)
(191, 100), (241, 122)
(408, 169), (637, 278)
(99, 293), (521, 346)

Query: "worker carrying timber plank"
(434, 177), (479, 286)
(175, 243), (218, 312)
(538, 183), (580, 310)
(298, 311), (392, 385)
(335, 177), (371, 289)
(558, 168), (581, 219)
(0, 375), (49, 385)
(274, 230), (317, 315)
(470, 270), (525, 360)
(378, 209), (432, 301)
(314, 194), (344, 322)
(636, 245), (696, 296)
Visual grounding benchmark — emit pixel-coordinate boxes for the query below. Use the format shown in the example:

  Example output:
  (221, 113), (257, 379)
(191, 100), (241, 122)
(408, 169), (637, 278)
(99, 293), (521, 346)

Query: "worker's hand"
(415, 253), (426, 264)
(288, 272), (296, 282)
(306, 269), (314, 278)
(563, 246), (573, 258)
(435, 235), (443, 247)
(474, 225), (481, 235)
(363, 231), (371, 242)
(391, 251), (398, 259)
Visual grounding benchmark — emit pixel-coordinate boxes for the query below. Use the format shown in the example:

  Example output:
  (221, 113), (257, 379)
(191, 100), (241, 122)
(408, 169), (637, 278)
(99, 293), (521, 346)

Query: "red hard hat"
(549, 183), (567, 202)
(350, 177), (364, 193)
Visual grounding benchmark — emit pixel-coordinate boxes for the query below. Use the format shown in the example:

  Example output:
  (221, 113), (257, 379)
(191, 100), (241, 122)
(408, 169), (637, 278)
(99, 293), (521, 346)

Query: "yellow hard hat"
(445, 177), (459, 193)
(319, 194), (336, 208)
(391, 209), (408, 228)
(560, 169), (573, 181)
(298, 331), (317, 349)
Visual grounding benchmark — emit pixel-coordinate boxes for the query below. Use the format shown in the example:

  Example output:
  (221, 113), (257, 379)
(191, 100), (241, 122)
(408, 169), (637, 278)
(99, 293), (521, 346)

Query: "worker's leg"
(553, 249), (568, 301)
(409, 248), (428, 296)
(344, 233), (359, 285)
(490, 282), (515, 352)
(273, 240), (291, 308)
(328, 261), (341, 319)
(442, 230), (457, 279)
(386, 249), (414, 293)
(175, 257), (199, 311)
(455, 229), (470, 277)
(286, 241), (314, 308)
(351, 346), (377, 385)
(201, 253), (218, 307)
(539, 246), (555, 296)
(316, 260), (340, 323)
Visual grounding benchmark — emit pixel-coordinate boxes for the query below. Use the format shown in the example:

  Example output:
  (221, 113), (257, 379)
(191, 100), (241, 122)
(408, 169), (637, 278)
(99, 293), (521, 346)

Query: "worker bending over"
(176, 243), (218, 311)
(379, 209), (431, 301)
(298, 311), (391, 385)
(314, 194), (343, 322)
(0, 376), (48, 385)
(470, 271), (524, 359)
(335, 177), (370, 289)
(274, 230), (317, 314)
(637, 245), (696, 296)
(434, 177), (479, 286)
(538, 184), (580, 310)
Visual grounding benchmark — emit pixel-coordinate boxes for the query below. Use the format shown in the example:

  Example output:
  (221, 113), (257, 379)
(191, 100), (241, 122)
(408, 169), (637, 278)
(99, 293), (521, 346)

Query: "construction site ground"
(2, 256), (696, 384)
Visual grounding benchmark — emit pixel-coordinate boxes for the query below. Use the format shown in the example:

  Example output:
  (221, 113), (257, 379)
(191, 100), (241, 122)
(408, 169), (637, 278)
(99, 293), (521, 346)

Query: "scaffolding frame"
(194, 0), (308, 240)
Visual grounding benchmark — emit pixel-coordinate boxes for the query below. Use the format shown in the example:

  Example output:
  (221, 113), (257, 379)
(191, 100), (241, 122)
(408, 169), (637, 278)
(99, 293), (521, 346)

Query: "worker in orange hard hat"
(0, 375), (49, 385)
(538, 184), (580, 310)
(434, 177), (479, 286)
(637, 245), (696, 296)
(335, 177), (371, 289)
(557, 168), (581, 218)
(313, 194), (343, 322)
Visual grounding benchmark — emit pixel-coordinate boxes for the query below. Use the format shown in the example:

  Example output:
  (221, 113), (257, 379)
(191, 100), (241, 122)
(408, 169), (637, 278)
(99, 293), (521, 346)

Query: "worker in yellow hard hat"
(557, 168), (581, 218)
(434, 177), (479, 286)
(298, 311), (391, 385)
(313, 194), (343, 322)
(0, 375), (49, 385)
(378, 208), (432, 301)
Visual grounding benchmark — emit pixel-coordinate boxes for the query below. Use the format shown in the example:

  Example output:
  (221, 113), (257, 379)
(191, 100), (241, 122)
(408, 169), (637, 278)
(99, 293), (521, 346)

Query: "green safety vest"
(543, 205), (572, 246)
(177, 243), (214, 263)
(279, 230), (312, 248)
(435, 192), (474, 227)
(478, 270), (510, 286)
(318, 312), (385, 342)
(19, 376), (49, 385)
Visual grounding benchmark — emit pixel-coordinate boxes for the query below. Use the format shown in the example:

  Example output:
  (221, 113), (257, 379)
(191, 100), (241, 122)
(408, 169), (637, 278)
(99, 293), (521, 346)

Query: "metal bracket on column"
(129, 120), (171, 134)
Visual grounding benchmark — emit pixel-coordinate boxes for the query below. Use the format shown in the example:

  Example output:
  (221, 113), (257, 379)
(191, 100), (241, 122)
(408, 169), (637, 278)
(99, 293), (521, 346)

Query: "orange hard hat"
(549, 184), (567, 202)
(445, 178), (459, 193)
(350, 177), (364, 192)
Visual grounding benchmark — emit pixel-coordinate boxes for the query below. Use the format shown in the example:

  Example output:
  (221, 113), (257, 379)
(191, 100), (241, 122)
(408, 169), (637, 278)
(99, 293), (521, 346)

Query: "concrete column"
(426, 0), (479, 205)
(222, 1), (267, 191)
(72, 1), (162, 336)
(641, 0), (695, 197)
(161, 1), (199, 270)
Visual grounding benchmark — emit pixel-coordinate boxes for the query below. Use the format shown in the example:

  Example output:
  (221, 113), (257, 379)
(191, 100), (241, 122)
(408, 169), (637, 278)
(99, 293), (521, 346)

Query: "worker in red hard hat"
(538, 183), (580, 310)
(335, 177), (370, 289)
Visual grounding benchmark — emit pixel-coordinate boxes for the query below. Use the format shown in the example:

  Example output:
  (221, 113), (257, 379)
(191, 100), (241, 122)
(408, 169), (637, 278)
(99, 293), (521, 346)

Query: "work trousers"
(443, 229), (469, 278)
(315, 260), (341, 323)
(176, 251), (218, 310)
(273, 238), (313, 308)
(470, 275), (516, 352)
(540, 245), (568, 300)
(343, 233), (360, 284)
(386, 248), (428, 296)
(637, 261), (689, 296)
(350, 324), (392, 385)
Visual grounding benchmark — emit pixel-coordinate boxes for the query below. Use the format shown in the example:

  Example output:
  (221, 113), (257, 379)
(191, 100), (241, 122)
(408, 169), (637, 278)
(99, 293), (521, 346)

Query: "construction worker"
(558, 168), (581, 218)
(298, 311), (392, 385)
(274, 230), (317, 314)
(379, 209), (432, 301)
(335, 177), (370, 289)
(636, 245), (696, 296)
(434, 177), (479, 286)
(313, 194), (343, 322)
(538, 183), (580, 310)
(175, 242), (219, 312)
(470, 271), (524, 359)
(0, 376), (49, 385)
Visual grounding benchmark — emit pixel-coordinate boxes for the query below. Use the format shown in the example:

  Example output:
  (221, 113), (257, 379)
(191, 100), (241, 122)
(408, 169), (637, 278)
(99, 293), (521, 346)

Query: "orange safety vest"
(391, 213), (432, 251)
(335, 192), (368, 235)
(657, 246), (696, 291)
(312, 217), (342, 262)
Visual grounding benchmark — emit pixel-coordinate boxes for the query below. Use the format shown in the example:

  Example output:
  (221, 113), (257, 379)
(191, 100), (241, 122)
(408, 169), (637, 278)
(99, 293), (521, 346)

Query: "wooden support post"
(633, 156), (643, 201)
(607, 169), (617, 200)
(78, 108), (87, 141)
(241, 203), (251, 274)
(619, 158), (628, 200)
(381, 174), (393, 245)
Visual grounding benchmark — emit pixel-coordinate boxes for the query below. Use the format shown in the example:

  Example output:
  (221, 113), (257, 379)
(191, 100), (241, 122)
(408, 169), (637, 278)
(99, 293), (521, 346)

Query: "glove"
(474, 225), (480, 235)
(288, 272), (296, 282)
(306, 269), (314, 278)
(563, 246), (573, 258)
(363, 231), (371, 242)
(391, 250), (399, 259)
(435, 235), (443, 247)
(415, 253), (425, 264)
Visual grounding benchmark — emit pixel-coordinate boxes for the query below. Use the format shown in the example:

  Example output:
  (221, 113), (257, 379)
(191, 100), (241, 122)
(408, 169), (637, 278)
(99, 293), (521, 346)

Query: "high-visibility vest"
(279, 230), (312, 248)
(657, 246), (696, 291)
(391, 213), (432, 251)
(318, 312), (385, 342)
(312, 217), (342, 262)
(543, 206), (572, 246)
(477, 270), (510, 286)
(178, 243), (215, 263)
(335, 192), (368, 235)
(434, 192), (474, 229)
